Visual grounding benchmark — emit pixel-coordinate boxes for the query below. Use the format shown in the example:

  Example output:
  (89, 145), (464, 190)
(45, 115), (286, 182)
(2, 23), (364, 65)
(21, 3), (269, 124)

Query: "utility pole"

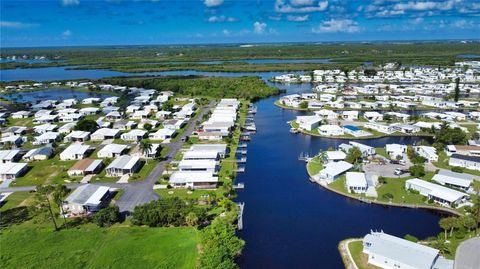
(44, 194), (58, 231)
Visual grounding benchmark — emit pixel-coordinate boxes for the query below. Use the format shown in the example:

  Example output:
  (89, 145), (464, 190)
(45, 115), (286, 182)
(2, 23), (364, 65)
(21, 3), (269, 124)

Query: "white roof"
(152, 128), (176, 136)
(61, 144), (90, 155)
(407, 178), (467, 203)
(178, 160), (217, 169)
(319, 125), (343, 131)
(107, 155), (140, 170)
(98, 143), (129, 154)
(92, 128), (120, 137)
(0, 150), (20, 161)
(364, 231), (439, 269)
(66, 130), (90, 138)
(433, 170), (473, 189)
(169, 171), (218, 184)
(346, 172), (367, 188)
(321, 161), (353, 177)
(326, 151), (346, 160)
(183, 150), (219, 160)
(0, 162), (27, 175)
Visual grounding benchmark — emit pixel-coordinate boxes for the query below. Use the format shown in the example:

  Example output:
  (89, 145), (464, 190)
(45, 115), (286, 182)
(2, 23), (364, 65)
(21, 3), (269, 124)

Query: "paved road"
(0, 101), (216, 214)
(454, 236), (480, 269)
(112, 100), (215, 213)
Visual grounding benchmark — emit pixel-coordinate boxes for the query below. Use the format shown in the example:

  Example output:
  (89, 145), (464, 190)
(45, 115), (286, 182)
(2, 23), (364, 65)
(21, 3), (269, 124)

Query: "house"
(324, 151), (346, 163)
(0, 150), (22, 163)
(341, 141), (376, 156)
(198, 131), (224, 141)
(169, 171), (218, 189)
(67, 159), (103, 177)
(131, 143), (160, 159)
(1, 126), (27, 137)
(64, 131), (90, 143)
(34, 123), (58, 134)
(296, 116), (321, 131)
(319, 125), (344, 136)
(97, 143), (129, 158)
(163, 119), (187, 130)
(106, 155), (141, 176)
(363, 111), (383, 121)
(60, 144), (92, 161)
(362, 231), (453, 269)
(91, 128), (121, 141)
(11, 111), (32, 119)
(189, 144), (227, 158)
(449, 154), (480, 171)
(22, 146), (54, 161)
(341, 111), (359, 120)
(0, 135), (24, 148)
(61, 184), (111, 216)
(183, 150), (219, 161)
(106, 111), (122, 121)
(345, 172), (367, 193)
(391, 124), (420, 134)
(318, 161), (353, 183)
(149, 128), (177, 140)
(79, 107), (100, 116)
(432, 170), (473, 191)
(58, 122), (76, 134)
(385, 144), (406, 159)
(113, 120), (137, 130)
(314, 109), (338, 120)
(33, 132), (60, 145)
(0, 162), (28, 180)
(414, 146), (438, 162)
(120, 129), (147, 142)
(364, 122), (396, 134)
(405, 178), (468, 207)
(178, 160), (218, 173)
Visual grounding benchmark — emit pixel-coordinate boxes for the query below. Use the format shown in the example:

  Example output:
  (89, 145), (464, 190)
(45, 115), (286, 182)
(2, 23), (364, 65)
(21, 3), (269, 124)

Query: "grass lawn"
(0, 223), (199, 269)
(329, 176), (349, 193)
(0, 192), (34, 212)
(376, 176), (426, 204)
(12, 157), (77, 187)
(348, 240), (380, 269)
(306, 156), (323, 176)
(433, 152), (480, 176)
(6, 117), (34, 127)
(155, 188), (217, 201)
(375, 148), (390, 160)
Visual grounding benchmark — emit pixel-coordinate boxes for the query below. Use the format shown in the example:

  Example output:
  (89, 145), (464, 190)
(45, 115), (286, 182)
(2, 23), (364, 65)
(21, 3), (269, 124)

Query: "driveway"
(363, 163), (410, 178)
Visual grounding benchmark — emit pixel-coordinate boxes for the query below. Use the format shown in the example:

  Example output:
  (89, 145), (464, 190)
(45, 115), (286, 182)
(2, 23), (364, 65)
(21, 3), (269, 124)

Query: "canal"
(235, 82), (443, 269)
(0, 66), (444, 269)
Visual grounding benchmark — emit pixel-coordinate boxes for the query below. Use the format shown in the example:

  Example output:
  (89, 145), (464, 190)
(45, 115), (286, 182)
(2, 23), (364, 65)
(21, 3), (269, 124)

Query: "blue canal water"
(235, 82), (443, 269)
(0, 67), (444, 269)
(2, 88), (113, 103)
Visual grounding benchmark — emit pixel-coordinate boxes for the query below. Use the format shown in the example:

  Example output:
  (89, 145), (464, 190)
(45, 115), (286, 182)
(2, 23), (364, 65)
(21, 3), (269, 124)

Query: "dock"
(237, 202), (245, 230)
(236, 149), (247, 155)
(235, 167), (245, 172)
(238, 143), (248, 148)
(233, 183), (245, 190)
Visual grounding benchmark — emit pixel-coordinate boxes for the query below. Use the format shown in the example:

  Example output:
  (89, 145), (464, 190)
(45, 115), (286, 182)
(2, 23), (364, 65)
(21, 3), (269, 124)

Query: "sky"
(1, 0), (479, 47)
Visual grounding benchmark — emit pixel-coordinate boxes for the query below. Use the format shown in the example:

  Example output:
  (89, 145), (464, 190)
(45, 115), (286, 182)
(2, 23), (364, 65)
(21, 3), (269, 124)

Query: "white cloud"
(275, 0), (328, 13)
(312, 19), (362, 33)
(207, 15), (237, 23)
(287, 15), (309, 22)
(62, 30), (72, 39)
(253, 21), (267, 34)
(393, 0), (455, 12)
(62, 0), (80, 6)
(204, 0), (223, 8)
(0, 21), (36, 29)
(222, 29), (230, 36)
(268, 15), (282, 21)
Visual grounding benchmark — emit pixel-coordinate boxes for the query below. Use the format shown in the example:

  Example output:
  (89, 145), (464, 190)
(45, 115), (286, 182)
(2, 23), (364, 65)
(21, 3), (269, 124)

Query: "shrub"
(92, 206), (121, 227)
(404, 234), (419, 242)
(451, 166), (463, 173)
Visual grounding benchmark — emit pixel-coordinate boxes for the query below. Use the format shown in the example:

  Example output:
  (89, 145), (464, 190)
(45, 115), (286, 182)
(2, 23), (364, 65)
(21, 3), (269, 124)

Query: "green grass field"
(1, 224), (199, 269)
(0, 192), (33, 212)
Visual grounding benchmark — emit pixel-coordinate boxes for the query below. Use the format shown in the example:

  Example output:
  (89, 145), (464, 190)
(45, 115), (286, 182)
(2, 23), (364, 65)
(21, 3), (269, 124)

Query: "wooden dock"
(233, 183), (245, 190)
(237, 202), (245, 230)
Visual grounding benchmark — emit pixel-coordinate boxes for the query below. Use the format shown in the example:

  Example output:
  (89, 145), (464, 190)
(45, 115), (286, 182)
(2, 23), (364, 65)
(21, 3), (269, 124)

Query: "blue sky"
(1, 0), (479, 47)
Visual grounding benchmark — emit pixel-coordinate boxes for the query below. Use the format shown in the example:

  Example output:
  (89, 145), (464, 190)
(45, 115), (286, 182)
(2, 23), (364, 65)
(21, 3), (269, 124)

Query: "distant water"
(0, 59), (58, 63)
(457, 54), (480, 59)
(3, 88), (113, 103)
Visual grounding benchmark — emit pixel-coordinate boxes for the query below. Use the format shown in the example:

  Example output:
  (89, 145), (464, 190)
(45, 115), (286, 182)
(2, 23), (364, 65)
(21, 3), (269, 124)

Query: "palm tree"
(139, 140), (153, 164)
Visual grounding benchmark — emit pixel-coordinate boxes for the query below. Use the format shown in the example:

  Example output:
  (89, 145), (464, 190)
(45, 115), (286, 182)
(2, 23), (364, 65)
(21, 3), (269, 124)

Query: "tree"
(299, 101), (308, 109)
(139, 140), (153, 161)
(409, 164), (425, 177)
(74, 119), (98, 133)
(93, 206), (121, 227)
(461, 216), (477, 233)
(162, 100), (174, 111)
(185, 212), (198, 226)
(143, 123), (153, 131)
(454, 77), (460, 102)
(345, 147), (362, 165)
(439, 217), (456, 240)
(435, 124), (468, 145)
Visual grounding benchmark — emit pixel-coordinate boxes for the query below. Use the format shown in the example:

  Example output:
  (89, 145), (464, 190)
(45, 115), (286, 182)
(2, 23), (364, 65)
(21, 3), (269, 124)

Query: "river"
(0, 66), (444, 269)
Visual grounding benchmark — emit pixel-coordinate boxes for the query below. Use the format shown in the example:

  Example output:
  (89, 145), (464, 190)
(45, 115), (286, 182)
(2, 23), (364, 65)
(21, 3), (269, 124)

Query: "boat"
(290, 128), (299, 134)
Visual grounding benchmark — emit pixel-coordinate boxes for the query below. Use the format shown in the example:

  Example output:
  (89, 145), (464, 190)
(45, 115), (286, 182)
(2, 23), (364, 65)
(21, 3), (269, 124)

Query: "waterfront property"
(345, 172), (368, 194)
(318, 161), (353, 184)
(362, 231), (453, 269)
(449, 154), (480, 171)
(405, 178), (469, 207)
(431, 170), (474, 191)
(169, 171), (218, 189)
